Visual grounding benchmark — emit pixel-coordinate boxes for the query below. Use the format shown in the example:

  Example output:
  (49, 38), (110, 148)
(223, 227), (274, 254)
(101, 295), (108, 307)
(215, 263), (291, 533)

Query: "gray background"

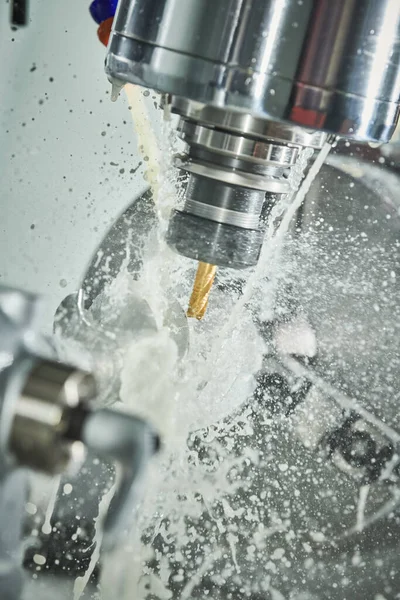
(0, 0), (147, 329)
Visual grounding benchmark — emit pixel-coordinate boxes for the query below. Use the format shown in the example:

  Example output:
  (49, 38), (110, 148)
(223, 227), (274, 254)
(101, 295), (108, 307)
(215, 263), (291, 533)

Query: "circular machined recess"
(178, 120), (299, 167)
(172, 98), (328, 149)
(166, 210), (264, 269)
(174, 155), (290, 193)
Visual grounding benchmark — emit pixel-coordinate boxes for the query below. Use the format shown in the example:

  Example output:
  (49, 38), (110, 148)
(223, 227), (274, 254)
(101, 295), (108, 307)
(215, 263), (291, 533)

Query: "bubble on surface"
(63, 484), (73, 495)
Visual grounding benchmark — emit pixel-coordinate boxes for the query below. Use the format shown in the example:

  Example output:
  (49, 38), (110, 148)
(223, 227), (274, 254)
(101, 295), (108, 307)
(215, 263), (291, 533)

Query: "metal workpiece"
(9, 359), (95, 475)
(0, 286), (97, 599)
(107, 0), (400, 142)
(0, 283), (160, 574)
(8, 356), (159, 546)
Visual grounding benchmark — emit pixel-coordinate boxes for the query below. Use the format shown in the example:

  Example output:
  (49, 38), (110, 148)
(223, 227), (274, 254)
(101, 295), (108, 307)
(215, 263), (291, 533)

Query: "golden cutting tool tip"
(187, 262), (217, 320)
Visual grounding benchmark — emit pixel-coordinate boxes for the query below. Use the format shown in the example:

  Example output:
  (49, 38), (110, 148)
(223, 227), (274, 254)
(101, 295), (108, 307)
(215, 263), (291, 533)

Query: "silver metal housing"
(106, 0), (400, 267)
(107, 0), (400, 142)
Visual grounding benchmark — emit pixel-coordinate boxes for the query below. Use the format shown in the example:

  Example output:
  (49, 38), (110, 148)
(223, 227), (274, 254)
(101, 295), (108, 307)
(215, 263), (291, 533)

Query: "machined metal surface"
(173, 98), (328, 148)
(178, 121), (300, 167)
(107, 0), (400, 142)
(174, 154), (290, 194)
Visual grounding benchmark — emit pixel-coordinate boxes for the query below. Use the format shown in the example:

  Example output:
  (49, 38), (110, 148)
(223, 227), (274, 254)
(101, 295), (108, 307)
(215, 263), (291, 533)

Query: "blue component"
(89, 0), (118, 25)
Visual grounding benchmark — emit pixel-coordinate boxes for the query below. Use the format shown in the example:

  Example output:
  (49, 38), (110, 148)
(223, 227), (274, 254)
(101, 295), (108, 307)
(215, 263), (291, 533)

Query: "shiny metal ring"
(172, 98), (328, 148)
(184, 198), (261, 229)
(174, 155), (290, 193)
(178, 120), (299, 167)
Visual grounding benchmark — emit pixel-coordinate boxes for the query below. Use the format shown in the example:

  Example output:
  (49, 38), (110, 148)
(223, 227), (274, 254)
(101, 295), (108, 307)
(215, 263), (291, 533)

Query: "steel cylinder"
(107, 0), (400, 142)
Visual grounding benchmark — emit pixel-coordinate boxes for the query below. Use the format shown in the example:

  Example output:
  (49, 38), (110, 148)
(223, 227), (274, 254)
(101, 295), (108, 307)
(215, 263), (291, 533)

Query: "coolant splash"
(59, 95), (400, 600)
(91, 107), (335, 599)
